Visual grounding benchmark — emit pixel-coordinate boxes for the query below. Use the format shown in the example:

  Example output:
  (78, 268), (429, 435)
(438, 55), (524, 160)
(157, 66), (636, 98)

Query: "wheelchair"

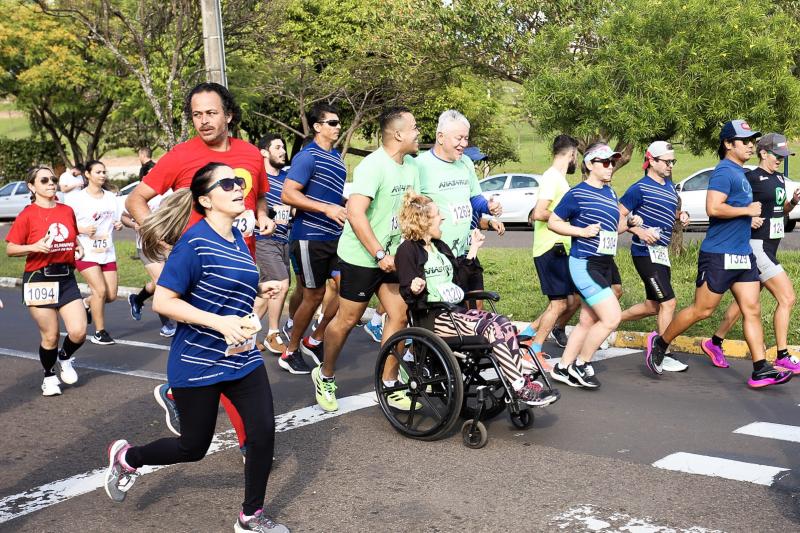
(373, 290), (559, 449)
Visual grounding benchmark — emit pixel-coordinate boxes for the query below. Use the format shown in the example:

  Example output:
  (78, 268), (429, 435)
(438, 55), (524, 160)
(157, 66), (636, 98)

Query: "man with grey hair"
(416, 110), (502, 261)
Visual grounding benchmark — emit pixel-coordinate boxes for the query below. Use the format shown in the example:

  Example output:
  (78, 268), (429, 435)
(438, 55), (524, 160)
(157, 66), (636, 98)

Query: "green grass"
(3, 240), (797, 345)
(478, 245), (800, 347)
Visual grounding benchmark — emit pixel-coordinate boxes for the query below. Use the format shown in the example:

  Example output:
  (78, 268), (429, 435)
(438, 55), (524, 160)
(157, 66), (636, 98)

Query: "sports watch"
(375, 249), (387, 262)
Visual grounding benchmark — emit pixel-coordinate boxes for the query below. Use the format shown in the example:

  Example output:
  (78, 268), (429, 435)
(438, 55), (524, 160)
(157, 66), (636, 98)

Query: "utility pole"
(200, 0), (227, 87)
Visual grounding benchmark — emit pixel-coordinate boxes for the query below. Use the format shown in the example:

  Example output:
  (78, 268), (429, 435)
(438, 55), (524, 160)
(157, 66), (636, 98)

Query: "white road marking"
(59, 332), (170, 351)
(0, 347), (167, 381)
(551, 504), (721, 532)
(734, 422), (800, 443)
(652, 452), (789, 486)
(0, 392), (378, 524)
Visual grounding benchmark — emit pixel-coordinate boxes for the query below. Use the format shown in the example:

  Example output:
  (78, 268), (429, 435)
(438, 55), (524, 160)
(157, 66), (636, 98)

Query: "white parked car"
(675, 166), (800, 231)
(478, 173), (541, 226)
(116, 180), (140, 214)
(0, 181), (66, 219)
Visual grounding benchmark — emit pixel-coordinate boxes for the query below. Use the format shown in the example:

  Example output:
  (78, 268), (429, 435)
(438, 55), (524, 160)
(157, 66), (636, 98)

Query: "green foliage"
(523, 0), (800, 155)
(0, 136), (61, 183)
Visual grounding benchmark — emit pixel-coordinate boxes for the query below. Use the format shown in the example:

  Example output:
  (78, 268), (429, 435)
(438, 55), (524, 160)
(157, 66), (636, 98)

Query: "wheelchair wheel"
(510, 408), (533, 429)
(460, 363), (507, 421)
(374, 327), (464, 441)
(461, 420), (488, 449)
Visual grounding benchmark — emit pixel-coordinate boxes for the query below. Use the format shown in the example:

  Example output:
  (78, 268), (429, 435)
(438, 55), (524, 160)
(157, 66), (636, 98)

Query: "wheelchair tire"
(461, 420), (488, 449)
(374, 327), (464, 441)
(510, 408), (533, 430)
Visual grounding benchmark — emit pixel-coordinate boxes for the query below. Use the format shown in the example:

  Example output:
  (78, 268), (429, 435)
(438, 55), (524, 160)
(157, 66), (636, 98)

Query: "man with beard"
(253, 133), (293, 355)
(527, 135), (582, 369)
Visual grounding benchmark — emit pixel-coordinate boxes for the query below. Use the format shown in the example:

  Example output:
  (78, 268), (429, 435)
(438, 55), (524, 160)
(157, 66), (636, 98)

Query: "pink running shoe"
(747, 362), (793, 388)
(774, 355), (800, 375)
(701, 339), (729, 368)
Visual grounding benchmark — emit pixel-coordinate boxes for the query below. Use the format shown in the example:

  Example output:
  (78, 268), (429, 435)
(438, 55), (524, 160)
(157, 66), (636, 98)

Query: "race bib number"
(24, 282), (59, 306)
(233, 210), (256, 237)
(724, 253), (751, 270)
(91, 234), (109, 254)
(274, 205), (291, 225)
(769, 217), (785, 239)
(648, 245), (670, 267)
(597, 230), (618, 255)
(449, 202), (472, 224)
(225, 336), (256, 357)
(438, 282), (464, 304)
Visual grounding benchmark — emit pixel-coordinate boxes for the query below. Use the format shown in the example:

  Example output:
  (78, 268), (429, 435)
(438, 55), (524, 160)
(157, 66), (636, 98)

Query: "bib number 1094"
(24, 282), (59, 306)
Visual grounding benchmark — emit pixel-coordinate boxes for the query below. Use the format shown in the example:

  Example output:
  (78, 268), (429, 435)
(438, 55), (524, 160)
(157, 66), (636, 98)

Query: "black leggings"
(126, 366), (275, 515)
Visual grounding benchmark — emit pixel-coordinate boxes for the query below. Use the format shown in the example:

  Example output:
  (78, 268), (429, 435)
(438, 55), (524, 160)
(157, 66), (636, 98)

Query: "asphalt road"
(1, 287), (799, 532)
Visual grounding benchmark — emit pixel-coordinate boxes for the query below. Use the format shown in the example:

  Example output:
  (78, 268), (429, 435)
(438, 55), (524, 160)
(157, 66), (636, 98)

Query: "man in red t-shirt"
(126, 82), (274, 452)
(126, 83), (275, 256)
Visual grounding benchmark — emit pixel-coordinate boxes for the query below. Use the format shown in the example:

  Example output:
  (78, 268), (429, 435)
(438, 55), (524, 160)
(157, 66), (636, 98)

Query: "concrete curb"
(0, 276), (139, 300)
(0, 276), (789, 360)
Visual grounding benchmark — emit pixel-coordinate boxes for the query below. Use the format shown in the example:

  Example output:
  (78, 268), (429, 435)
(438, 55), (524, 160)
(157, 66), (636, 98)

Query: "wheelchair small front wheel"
(461, 420), (488, 449)
(510, 408), (533, 429)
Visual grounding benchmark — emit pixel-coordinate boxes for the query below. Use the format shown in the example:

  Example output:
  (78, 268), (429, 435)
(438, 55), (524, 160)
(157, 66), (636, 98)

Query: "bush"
(0, 136), (61, 183)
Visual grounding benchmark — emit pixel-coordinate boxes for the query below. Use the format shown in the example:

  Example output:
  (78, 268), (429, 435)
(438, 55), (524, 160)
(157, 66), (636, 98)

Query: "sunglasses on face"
(38, 176), (57, 184)
(591, 159), (615, 168)
(318, 119), (341, 127)
(733, 137), (756, 146)
(655, 158), (677, 166)
(768, 151), (785, 162)
(203, 176), (245, 194)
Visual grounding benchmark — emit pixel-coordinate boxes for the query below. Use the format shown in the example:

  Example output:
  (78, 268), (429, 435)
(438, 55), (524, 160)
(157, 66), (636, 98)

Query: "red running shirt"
(143, 136), (268, 257)
(6, 203), (79, 272)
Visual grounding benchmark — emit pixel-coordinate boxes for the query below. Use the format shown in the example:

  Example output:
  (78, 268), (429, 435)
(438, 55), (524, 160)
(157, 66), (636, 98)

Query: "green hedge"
(0, 136), (61, 183)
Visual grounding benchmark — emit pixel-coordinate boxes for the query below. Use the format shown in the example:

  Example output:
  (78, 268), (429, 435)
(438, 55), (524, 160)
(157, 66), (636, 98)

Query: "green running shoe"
(312, 365), (338, 412)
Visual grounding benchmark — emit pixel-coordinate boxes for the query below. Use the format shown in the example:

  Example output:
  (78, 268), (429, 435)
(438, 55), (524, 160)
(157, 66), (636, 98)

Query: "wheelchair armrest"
(463, 290), (500, 302)
(427, 301), (460, 313)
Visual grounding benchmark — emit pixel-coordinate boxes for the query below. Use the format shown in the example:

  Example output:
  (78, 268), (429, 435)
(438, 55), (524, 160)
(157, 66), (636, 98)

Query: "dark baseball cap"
(719, 119), (761, 141)
(756, 133), (794, 157)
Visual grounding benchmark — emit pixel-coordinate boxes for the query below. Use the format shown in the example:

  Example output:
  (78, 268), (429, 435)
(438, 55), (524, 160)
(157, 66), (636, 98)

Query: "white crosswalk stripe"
(734, 422), (800, 443)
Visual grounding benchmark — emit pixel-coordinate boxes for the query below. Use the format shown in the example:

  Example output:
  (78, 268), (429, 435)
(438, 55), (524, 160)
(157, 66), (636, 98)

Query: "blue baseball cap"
(719, 119), (761, 141)
(464, 146), (488, 162)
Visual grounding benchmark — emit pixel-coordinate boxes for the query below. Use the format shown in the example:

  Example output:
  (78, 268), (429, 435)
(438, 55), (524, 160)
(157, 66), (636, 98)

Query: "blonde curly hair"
(399, 190), (436, 241)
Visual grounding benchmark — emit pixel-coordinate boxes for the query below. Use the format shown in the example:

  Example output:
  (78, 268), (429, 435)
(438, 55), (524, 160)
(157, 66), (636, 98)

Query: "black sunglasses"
(768, 151), (785, 161)
(318, 119), (341, 127)
(655, 158), (678, 166)
(203, 176), (245, 194)
(38, 176), (57, 184)
(733, 137), (756, 146)
(591, 159), (616, 168)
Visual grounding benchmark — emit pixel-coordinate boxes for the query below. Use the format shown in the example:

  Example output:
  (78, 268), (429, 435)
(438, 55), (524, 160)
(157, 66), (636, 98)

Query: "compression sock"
(61, 336), (84, 359)
(711, 335), (724, 347)
(39, 346), (58, 376)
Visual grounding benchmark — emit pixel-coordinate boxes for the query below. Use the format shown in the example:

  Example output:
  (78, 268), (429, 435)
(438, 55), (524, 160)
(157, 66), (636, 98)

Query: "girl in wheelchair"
(395, 191), (559, 407)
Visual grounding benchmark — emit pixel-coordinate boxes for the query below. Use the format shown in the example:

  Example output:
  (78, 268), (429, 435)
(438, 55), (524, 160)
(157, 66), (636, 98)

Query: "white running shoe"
(57, 354), (78, 385)
(41, 375), (62, 396)
(662, 354), (688, 372)
(600, 331), (617, 350)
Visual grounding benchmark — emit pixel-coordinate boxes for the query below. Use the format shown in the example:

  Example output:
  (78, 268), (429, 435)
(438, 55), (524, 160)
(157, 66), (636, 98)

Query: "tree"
(0, 1), (120, 166)
(522, 0), (800, 170)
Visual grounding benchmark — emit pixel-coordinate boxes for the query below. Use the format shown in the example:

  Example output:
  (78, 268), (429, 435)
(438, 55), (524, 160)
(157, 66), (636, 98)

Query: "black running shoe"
(568, 362), (600, 388)
(278, 350), (311, 374)
(550, 363), (581, 387)
(551, 327), (568, 348)
(300, 336), (324, 366)
(91, 329), (115, 345)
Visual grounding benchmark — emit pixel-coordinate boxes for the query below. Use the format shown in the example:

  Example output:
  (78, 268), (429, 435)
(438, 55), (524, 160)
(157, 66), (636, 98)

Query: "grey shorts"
(256, 239), (290, 283)
(750, 239), (784, 283)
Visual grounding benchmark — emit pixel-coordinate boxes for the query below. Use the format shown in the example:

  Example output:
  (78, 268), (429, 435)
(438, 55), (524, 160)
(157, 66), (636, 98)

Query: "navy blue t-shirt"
(619, 175), (679, 256)
(158, 220), (262, 388)
(553, 181), (620, 259)
(256, 169), (290, 244)
(286, 141), (347, 241)
(700, 159), (753, 255)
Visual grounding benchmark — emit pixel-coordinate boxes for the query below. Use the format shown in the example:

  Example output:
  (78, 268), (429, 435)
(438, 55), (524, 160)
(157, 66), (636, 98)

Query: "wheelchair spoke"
(418, 388), (445, 420)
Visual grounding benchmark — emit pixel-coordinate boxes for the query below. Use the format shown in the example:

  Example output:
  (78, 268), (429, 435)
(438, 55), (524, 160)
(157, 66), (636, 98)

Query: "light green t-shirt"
(424, 245), (455, 303)
(416, 150), (482, 257)
(337, 147), (420, 267)
(532, 166), (571, 257)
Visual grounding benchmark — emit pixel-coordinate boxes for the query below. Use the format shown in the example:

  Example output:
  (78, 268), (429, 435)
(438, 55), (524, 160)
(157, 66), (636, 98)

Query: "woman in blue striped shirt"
(103, 162), (288, 533)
